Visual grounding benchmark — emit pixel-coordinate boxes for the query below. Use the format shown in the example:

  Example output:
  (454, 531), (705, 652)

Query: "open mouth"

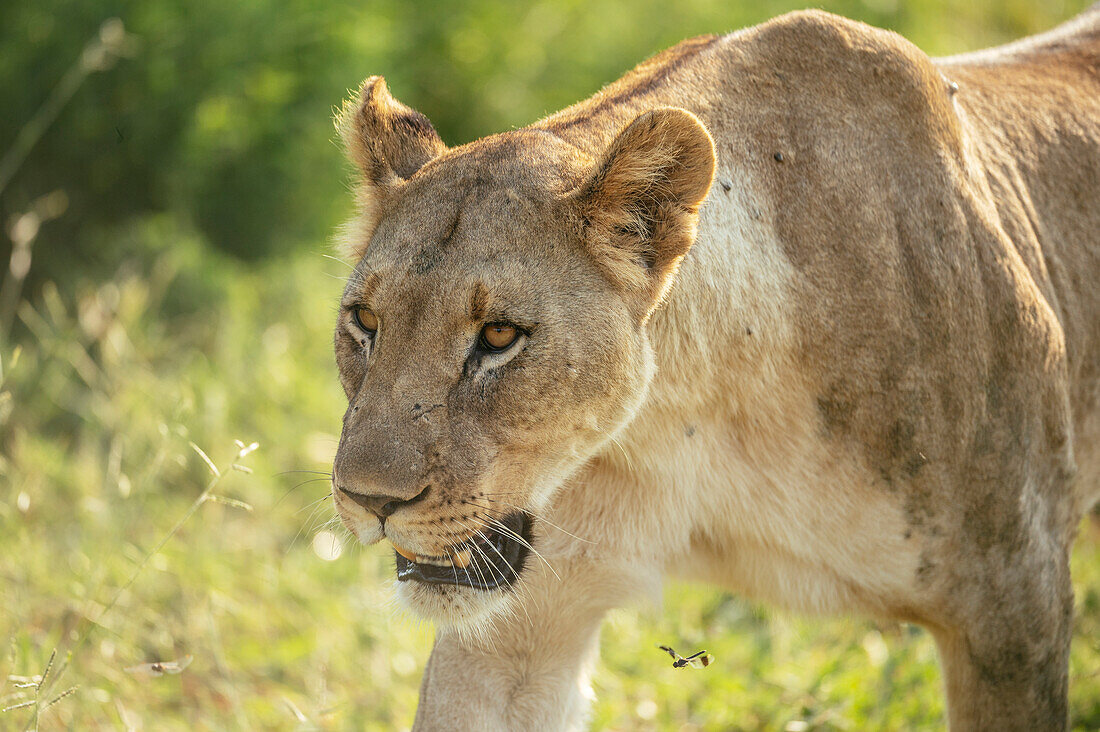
(394, 512), (532, 590)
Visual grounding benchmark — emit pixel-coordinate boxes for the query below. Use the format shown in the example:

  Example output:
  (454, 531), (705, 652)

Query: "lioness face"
(330, 78), (714, 627)
(332, 143), (652, 624)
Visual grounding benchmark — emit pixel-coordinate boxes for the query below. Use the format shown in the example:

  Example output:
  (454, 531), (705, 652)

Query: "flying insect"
(658, 645), (713, 669)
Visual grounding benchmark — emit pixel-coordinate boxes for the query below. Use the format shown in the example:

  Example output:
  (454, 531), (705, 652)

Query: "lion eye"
(352, 307), (378, 334)
(480, 323), (518, 351)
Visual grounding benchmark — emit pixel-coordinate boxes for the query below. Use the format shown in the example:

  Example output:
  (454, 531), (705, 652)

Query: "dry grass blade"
(235, 441), (260, 458)
(204, 495), (254, 511)
(30, 439), (257, 724)
(36, 650), (55, 692)
(41, 687), (78, 710)
(282, 696), (309, 722)
(189, 442), (221, 477)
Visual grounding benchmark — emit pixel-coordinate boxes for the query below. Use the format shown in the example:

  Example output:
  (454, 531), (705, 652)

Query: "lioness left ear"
(335, 76), (448, 260)
(572, 107), (715, 322)
(338, 76), (447, 185)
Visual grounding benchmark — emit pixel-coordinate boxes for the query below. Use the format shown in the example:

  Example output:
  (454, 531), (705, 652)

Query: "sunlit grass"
(2, 242), (1098, 730)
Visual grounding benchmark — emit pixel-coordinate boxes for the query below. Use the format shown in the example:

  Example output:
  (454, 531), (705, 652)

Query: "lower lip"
(393, 513), (531, 590)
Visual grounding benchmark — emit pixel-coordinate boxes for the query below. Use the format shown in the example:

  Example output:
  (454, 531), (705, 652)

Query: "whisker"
(275, 477), (333, 507)
(453, 518), (495, 588)
(294, 492), (334, 517)
(467, 514), (560, 582)
(484, 535), (521, 585)
(598, 428), (633, 470)
(465, 525), (536, 626)
(320, 252), (356, 272)
(448, 551), (460, 584)
(292, 477), (335, 491)
(463, 498), (597, 545)
(465, 521), (515, 582)
(288, 493), (339, 553)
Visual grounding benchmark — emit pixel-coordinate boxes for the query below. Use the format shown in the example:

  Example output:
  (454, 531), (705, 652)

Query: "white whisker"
(468, 514), (561, 582)
(465, 497), (597, 545)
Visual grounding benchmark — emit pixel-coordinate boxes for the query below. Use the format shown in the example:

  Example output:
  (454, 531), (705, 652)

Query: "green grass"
(1, 227), (1099, 731)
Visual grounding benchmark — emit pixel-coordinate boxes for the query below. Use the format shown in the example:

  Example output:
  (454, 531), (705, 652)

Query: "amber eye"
(480, 323), (518, 351)
(352, 307), (378, 334)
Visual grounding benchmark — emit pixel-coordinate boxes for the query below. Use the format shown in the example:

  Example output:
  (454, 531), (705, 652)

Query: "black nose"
(338, 485), (429, 518)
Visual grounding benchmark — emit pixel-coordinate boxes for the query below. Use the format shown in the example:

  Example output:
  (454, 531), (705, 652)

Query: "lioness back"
(539, 6), (1100, 524)
(941, 11), (1100, 512)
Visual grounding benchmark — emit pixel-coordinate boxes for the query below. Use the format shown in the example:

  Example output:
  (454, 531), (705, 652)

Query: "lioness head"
(330, 77), (715, 627)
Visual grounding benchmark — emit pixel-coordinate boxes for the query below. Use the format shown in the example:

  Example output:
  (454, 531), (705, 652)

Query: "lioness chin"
(330, 6), (1100, 730)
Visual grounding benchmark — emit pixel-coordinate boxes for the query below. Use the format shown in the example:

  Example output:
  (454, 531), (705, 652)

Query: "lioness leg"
(930, 554), (1074, 731)
(413, 620), (599, 732)
(411, 556), (640, 731)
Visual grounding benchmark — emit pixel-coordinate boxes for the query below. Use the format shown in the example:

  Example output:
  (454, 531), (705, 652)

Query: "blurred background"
(2, 1), (1097, 729)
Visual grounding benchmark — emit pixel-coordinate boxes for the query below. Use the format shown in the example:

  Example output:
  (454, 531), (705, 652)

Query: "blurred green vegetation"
(1, 0), (1098, 729)
(0, 0), (1092, 279)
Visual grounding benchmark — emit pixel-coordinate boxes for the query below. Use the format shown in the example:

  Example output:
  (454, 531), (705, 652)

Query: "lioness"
(330, 7), (1100, 730)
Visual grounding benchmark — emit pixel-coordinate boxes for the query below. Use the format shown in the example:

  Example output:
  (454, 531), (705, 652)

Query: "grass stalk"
(5, 440), (257, 729)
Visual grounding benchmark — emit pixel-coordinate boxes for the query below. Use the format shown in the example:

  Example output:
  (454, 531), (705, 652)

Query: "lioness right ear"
(571, 107), (715, 323)
(337, 76), (447, 186)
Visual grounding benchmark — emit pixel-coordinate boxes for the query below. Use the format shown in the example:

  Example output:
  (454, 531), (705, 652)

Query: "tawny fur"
(330, 7), (1100, 731)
